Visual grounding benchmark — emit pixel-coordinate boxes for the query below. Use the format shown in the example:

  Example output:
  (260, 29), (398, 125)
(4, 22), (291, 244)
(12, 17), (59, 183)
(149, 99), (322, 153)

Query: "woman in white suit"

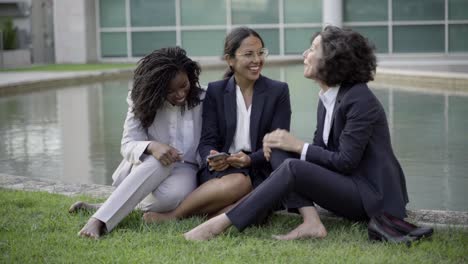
(69, 47), (204, 239)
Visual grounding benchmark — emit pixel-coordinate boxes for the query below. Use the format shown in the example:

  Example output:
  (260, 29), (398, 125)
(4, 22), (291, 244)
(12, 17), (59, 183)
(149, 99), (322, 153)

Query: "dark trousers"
(226, 158), (368, 231)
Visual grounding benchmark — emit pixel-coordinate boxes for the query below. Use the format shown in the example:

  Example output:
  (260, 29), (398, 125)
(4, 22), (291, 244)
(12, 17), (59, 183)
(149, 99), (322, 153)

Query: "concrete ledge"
(0, 49), (32, 68)
(0, 68), (133, 96)
(1, 64), (467, 98)
(374, 68), (468, 92)
(0, 173), (114, 199)
(1, 173), (466, 228)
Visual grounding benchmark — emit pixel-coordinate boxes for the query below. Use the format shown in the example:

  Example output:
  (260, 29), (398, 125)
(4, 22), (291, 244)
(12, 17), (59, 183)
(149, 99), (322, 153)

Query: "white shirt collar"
(235, 84), (251, 111)
(318, 85), (340, 109)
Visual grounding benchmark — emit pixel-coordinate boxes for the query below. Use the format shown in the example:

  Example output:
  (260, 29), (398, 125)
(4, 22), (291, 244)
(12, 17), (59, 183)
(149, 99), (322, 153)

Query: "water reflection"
(0, 64), (467, 211)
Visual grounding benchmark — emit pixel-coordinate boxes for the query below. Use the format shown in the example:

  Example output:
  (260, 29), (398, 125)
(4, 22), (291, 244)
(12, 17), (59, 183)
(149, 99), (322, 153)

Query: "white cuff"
(300, 143), (309, 161)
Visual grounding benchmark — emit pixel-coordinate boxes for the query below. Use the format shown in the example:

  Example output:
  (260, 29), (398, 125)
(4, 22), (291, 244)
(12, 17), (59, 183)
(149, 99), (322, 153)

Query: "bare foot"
(143, 211), (177, 223)
(69, 201), (102, 213)
(184, 213), (232, 241)
(78, 217), (105, 239)
(272, 222), (327, 240)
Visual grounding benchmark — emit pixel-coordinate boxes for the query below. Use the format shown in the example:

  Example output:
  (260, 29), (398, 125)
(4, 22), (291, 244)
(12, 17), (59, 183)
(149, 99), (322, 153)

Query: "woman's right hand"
(207, 150), (230, 172)
(263, 129), (304, 161)
(146, 141), (181, 166)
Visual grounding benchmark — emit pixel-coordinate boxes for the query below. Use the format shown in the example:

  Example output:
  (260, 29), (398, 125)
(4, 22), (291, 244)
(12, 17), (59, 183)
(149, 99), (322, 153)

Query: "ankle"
(302, 218), (324, 228)
(302, 221), (327, 235)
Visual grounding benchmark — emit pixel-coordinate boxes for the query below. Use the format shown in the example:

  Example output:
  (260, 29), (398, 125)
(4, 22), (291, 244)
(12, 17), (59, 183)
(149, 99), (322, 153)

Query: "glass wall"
(343, 0), (468, 53)
(98, 0), (322, 59)
(97, 0), (468, 60)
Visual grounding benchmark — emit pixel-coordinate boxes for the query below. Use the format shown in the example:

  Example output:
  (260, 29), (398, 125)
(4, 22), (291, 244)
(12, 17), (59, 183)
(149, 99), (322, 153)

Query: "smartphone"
(206, 152), (230, 161)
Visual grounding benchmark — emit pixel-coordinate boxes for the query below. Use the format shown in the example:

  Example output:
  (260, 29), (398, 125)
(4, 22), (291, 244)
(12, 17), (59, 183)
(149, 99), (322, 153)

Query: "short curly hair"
(314, 26), (377, 87)
(131, 47), (203, 128)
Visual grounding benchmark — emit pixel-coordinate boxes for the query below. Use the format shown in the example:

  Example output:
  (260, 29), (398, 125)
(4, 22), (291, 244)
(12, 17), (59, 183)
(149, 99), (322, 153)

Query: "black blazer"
(305, 83), (409, 218)
(198, 75), (291, 183)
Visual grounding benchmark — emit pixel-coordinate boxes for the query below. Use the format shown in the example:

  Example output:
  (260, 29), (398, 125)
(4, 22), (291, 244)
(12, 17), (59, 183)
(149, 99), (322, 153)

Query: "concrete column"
(53, 0), (96, 63)
(84, 0), (97, 62)
(323, 0), (343, 28)
(31, 0), (55, 64)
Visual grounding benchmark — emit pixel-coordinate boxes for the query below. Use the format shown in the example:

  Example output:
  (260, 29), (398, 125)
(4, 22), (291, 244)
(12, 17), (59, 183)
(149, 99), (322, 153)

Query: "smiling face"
(166, 71), (190, 106)
(303, 35), (323, 80)
(227, 35), (265, 86)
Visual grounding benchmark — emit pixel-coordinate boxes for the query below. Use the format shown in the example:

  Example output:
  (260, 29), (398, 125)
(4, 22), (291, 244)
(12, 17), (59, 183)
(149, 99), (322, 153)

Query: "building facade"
(53, 0), (468, 63)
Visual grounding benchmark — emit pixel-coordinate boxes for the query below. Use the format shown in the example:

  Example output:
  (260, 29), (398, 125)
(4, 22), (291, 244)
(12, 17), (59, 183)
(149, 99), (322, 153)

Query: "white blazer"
(112, 90), (204, 186)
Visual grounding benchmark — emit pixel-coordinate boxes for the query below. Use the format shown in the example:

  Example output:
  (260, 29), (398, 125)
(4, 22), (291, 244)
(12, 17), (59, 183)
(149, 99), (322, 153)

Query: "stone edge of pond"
(0, 68), (134, 96)
(1, 173), (467, 228)
(374, 68), (468, 92)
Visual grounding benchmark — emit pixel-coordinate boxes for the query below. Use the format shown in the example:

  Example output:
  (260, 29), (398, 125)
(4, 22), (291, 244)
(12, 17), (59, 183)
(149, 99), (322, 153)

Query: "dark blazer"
(305, 83), (409, 218)
(198, 75), (291, 185)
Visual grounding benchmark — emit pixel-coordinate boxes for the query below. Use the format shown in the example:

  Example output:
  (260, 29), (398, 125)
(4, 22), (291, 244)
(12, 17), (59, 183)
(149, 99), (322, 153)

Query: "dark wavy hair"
(131, 47), (202, 128)
(314, 26), (377, 86)
(222, 27), (264, 79)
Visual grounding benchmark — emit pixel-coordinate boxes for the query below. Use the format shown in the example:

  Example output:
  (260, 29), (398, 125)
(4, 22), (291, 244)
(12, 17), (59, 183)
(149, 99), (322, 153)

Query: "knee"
(280, 158), (296, 170)
(270, 149), (294, 169)
(231, 174), (253, 194)
(217, 174), (252, 198)
(136, 156), (173, 178)
(146, 191), (187, 212)
(142, 155), (168, 168)
(274, 158), (298, 182)
(157, 192), (187, 211)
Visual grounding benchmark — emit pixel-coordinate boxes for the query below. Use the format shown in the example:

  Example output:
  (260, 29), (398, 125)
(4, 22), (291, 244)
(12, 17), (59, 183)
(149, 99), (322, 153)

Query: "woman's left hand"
(263, 129), (305, 157)
(226, 152), (251, 168)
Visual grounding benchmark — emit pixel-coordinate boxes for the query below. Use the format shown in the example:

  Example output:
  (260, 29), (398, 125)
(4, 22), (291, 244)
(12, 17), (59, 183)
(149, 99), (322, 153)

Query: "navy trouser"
(226, 158), (368, 231)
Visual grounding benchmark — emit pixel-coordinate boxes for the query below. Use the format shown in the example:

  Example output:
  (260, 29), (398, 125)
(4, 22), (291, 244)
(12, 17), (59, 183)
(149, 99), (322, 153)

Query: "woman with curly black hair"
(70, 47), (204, 239)
(184, 26), (409, 242)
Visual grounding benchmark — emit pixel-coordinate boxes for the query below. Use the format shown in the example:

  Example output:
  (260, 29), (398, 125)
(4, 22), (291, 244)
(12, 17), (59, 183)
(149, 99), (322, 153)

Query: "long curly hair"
(314, 26), (377, 87)
(131, 47), (202, 128)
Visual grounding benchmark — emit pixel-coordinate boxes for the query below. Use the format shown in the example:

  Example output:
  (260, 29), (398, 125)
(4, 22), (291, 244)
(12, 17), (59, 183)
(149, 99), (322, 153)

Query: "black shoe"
(382, 212), (433, 240)
(368, 216), (415, 246)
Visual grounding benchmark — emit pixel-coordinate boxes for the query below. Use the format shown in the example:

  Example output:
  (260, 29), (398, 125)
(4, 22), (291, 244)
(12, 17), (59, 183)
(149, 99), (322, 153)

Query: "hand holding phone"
(226, 151), (251, 168)
(207, 152), (230, 161)
(207, 151), (230, 172)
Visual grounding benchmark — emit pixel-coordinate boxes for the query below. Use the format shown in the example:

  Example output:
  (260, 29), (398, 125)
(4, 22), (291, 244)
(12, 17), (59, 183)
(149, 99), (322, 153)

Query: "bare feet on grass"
(272, 222), (327, 240)
(68, 201), (102, 213)
(142, 211), (177, 223)
(78, 217), (105, 239)
(184, 213), (232, 241)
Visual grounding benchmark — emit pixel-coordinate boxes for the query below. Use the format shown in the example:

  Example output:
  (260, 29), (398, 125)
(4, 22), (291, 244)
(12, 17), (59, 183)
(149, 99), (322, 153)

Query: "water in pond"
(1, 65), (467, 211)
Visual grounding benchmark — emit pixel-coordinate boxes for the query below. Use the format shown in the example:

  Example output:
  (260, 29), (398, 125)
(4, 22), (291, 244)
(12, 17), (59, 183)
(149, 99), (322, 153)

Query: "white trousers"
(93, 156), (197, 232)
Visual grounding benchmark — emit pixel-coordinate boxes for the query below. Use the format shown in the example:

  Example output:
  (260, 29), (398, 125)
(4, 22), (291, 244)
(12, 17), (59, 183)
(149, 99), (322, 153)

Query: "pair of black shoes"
(368, 212), (433, 245)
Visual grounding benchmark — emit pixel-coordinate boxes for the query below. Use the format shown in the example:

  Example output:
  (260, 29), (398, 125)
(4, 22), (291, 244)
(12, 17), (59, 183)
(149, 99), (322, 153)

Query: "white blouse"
(229, 85), (252, 153)
(301, 86), (340, 160)
(318, 86), (340, 146)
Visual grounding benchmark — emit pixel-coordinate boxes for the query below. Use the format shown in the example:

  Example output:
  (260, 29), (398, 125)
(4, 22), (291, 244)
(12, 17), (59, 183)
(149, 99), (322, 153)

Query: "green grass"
(0, 63), (135, 72)
(1, 188), (467, 263)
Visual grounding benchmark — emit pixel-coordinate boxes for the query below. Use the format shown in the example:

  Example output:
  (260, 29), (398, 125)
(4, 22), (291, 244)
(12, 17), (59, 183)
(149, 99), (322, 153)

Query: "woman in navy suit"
(143, 27), (291, 222)
(184, 26), (409, 241)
